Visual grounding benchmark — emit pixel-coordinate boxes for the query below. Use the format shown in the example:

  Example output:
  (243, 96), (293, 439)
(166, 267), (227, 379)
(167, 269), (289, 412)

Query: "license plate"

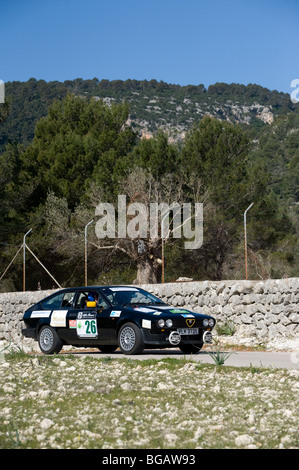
(177, 328), (199, 335)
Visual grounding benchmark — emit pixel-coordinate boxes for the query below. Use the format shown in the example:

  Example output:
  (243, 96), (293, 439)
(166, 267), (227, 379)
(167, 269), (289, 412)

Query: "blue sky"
(1, 0), (298, 94)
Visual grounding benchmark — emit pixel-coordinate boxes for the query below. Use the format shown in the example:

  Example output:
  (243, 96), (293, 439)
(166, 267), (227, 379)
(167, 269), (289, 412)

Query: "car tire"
(38, 325), (63, 355)
(118, 322), (144, 355)
(179, 343), (202, 354)
(98, 345), (118, 353)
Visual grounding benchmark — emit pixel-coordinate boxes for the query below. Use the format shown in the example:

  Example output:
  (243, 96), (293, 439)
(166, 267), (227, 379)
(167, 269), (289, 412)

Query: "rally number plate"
(77, 319), (98, 338)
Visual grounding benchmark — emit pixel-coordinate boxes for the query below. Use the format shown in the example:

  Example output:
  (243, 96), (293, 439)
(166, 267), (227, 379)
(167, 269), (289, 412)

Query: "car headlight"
(165, 319), (173, 328)
(203, 319), (209, 327)
(157, 319), (165, 328)
(208, 319), (214, 327)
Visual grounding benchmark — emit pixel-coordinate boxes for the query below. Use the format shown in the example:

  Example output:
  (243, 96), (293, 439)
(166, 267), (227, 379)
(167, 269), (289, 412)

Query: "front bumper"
(21, 328), (37, 340)
(141, 328), (212, 347)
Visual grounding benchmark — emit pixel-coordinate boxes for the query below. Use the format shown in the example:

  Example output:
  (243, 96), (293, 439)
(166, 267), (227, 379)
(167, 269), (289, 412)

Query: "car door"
(39, 290), (77, 343)
(59, 289), (118, 345)
(95, 294), (120, 343)
(66, 290), (99, 343)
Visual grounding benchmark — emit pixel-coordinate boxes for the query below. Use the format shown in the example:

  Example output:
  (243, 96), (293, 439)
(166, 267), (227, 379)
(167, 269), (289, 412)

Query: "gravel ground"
(0, 353), (298, 449)
(219, 335), (299, 352)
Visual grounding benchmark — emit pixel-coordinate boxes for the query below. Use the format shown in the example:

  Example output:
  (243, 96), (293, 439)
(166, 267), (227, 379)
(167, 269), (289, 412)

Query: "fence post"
(23, 228), (32, 291)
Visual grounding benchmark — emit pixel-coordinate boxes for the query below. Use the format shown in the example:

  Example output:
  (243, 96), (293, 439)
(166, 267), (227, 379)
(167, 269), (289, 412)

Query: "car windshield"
(101, 287), (167, 307)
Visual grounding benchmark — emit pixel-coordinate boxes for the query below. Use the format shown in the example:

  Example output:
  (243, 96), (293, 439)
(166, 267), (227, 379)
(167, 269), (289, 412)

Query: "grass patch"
(216, 320), (236, 336)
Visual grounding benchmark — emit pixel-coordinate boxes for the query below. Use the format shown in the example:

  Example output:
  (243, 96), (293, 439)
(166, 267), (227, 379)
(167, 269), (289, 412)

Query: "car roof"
(52, 285), (140, 292)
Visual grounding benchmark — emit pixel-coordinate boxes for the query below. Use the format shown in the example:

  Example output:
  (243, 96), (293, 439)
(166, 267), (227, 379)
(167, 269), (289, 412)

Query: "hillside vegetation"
(0, 78), (296, 150)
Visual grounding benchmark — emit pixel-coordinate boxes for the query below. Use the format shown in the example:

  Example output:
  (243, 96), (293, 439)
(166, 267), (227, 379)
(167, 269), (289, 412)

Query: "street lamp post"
(85, 220), (94, 286)
(244, 203), (254, 280)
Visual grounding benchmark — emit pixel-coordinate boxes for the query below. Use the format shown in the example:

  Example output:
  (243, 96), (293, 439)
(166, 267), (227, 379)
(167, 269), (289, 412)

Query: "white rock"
(0, 362), (10, 368)
(164, 432), (179, 445)
(235, 434), (254, 447)
(38, 390), (51, 399)
(40, 418), (54, 430)
(157, 383), (168, 390)
(194, 426), (204, 440)
(120, 382), (132, 391)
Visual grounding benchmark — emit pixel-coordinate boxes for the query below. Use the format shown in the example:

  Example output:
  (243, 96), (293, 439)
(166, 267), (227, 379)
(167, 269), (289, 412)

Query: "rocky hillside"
(0, 78), (297, 151)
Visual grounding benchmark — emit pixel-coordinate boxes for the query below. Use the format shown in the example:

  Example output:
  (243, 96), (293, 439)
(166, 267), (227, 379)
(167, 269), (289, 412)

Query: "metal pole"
(162, 237), (165, 284)
(161, 212), (169, 284)
(23, 228), (32, 291)
(244, 203), (254, 280)
(85, 220), (94, 286)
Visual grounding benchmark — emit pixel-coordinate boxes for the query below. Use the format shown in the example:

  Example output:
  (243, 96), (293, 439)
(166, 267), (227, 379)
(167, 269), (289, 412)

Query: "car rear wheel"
(118, 322), (144, 355)
(38, 325), (63, 355)
(179, 343), (202, 354)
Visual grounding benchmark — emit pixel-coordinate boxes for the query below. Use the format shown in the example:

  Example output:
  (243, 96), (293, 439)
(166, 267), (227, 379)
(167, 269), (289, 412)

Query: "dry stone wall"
(0, 278), (298, 350)
(0, 290), (58, 348)
(143, 278), (299, 342)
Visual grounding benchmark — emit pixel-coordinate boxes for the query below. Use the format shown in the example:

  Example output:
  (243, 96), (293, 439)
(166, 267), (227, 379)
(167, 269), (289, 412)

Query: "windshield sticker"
(30, 310), (51, 318)
(142, 319), (151, 329)
(110, 287), (138, 292)
(110, 310), (122, 317)
(170, 309), (190, 314)
(134, 307), (156, 313)
(50, 310), (68, 327)
(151, 306), (171, 310)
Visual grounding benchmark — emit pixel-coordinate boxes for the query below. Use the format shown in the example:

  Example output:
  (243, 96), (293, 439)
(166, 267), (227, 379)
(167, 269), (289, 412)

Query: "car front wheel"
(118, 322), (144, 355)
(38, 325), (63, 355)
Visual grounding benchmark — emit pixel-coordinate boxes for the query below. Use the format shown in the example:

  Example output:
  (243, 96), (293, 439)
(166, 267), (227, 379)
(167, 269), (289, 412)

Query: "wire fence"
(0, 241), (253, 294)
(0, 231), (144, 292)
(0, 229), (93, 292)
(0, 227), (272, 293)
(0, 221), (104, 292)
(0, 242), (63, 292)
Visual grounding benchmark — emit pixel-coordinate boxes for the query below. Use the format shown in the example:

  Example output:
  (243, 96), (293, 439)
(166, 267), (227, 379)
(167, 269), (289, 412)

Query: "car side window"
(41, 293), (64, 309)
(97, 294), (110, 310)
(74, 291), (110, 310)
(41, 292), (75, 309)
(61, 292), (75, 307)
(75, 292), (89, 309)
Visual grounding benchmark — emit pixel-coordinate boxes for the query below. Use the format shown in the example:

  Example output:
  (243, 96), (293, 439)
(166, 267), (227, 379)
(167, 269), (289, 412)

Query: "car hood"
(123, 305), (213, 319)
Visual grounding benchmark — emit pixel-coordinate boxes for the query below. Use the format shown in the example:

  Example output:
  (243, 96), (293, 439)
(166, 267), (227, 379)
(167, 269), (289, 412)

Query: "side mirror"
(86, 301), (96, 308)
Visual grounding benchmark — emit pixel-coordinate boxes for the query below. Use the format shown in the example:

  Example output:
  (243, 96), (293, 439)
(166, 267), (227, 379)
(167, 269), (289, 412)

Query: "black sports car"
(22, 286), (215, 355)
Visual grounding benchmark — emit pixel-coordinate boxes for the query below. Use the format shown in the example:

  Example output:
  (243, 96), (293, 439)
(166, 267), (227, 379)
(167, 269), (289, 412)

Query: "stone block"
(240, 313), (252, 324)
